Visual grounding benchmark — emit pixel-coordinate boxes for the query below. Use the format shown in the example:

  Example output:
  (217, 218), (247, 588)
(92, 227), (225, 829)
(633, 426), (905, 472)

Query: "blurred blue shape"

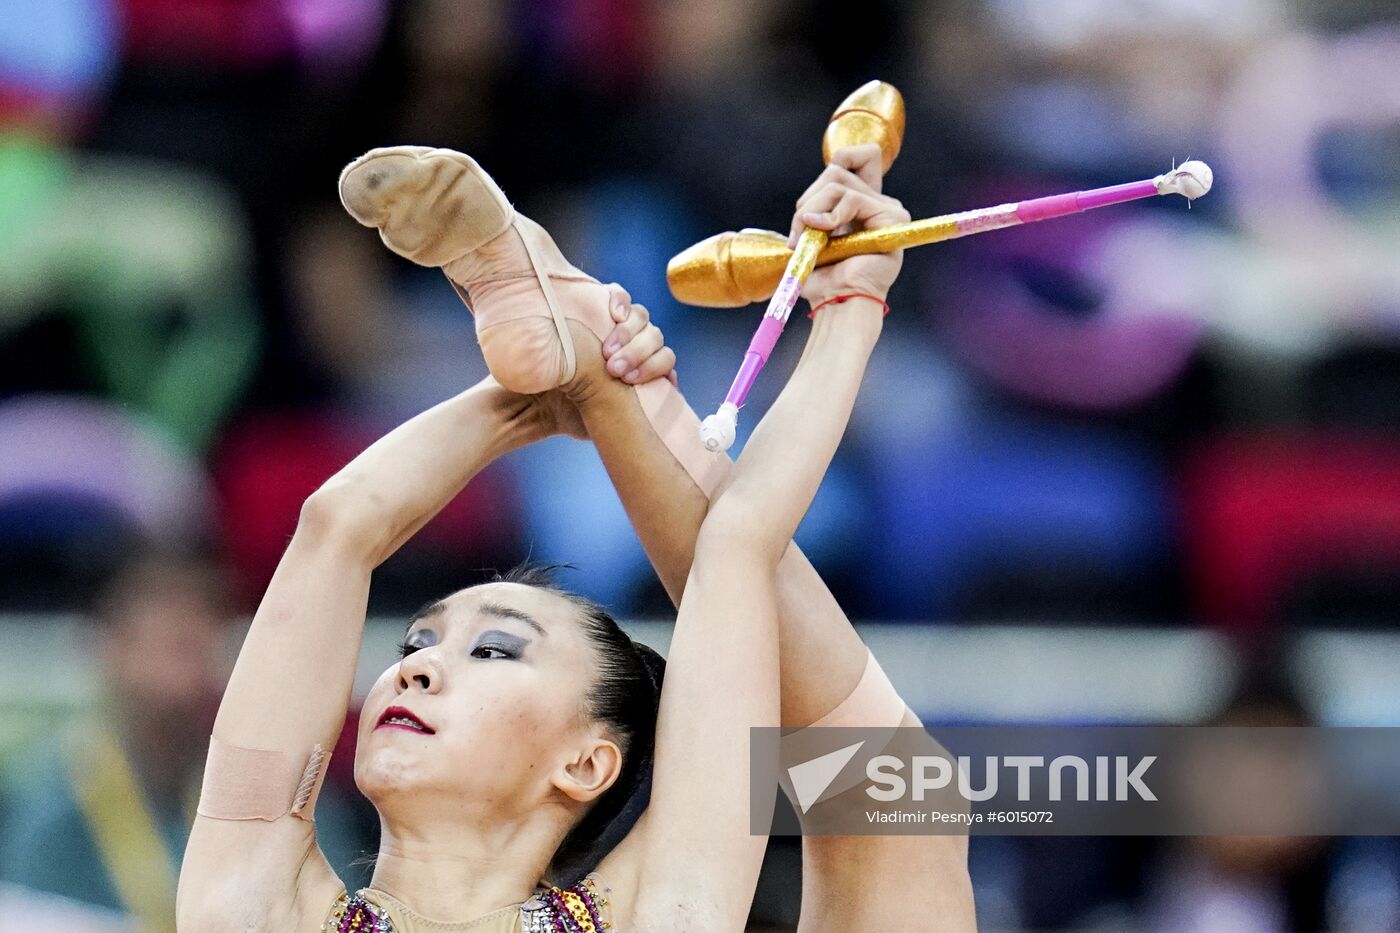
(866, 403), (1169, 619)
(0, 0), (115, 99)
(999, 82), (1131, 171)
(1315, 124), (1400, 210)
(1329, 837), (1400, 930)
(511, 434), (654, 611)
(571, 177), (696, 335)
(0, 491), (133, 545)
(967, 835), (1025, 932)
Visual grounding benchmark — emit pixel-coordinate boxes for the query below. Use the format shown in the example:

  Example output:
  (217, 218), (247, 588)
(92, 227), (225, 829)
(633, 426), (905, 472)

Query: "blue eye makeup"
(397, 624), (531, 662)
(397, 627), (438, 659)
(471, 629), (528, 660)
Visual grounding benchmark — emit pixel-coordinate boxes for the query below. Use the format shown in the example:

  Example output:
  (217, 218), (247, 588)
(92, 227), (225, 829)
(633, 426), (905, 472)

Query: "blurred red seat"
(211, 411), (522, 604)
(1180, 432), (1400, 635)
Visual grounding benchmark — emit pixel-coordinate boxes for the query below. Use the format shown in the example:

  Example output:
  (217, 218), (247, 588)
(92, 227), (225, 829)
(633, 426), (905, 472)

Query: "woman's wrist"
(807, 291), (890, 319)
(808, 294), (885, 346)
(816, 294), (886, 318)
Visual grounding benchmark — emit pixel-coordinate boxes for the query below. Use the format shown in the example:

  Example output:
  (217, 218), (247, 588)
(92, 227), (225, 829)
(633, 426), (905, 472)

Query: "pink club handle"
(723, 315), (786, 407)
(1015, 179), (1160, 224)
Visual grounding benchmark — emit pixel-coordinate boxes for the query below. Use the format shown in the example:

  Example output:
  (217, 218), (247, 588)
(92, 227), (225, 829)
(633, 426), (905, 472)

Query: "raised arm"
(605, 147), (906, 931)
(179, 379), (565, 929)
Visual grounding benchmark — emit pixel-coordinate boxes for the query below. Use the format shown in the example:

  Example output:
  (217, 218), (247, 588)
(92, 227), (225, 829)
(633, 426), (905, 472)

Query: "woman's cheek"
(358, 669), (397, 737)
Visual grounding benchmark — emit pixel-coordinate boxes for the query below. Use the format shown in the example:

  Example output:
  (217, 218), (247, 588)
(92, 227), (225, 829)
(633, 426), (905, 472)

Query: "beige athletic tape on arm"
(777, 650), (913, 814)
(196, 736), (330, 822)
(809, 648), (909, 730)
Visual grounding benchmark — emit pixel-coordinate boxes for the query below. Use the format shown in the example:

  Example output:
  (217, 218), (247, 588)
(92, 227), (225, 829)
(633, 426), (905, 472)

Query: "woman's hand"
(529, 288), (679, 439)
(601, 288), (677, 387)
(786, 144), (911, 308)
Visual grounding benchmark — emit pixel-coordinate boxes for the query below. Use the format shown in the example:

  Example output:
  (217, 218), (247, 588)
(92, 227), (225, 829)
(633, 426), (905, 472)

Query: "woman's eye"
(397, 629), (438, 659)
(472, 645), (513, 660)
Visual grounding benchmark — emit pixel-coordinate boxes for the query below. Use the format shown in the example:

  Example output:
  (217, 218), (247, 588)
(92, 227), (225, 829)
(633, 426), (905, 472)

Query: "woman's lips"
(376, 705), (435, 734)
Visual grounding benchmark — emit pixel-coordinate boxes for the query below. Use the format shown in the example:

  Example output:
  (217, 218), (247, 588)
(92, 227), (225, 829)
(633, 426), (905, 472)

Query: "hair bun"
(631, 639), (667, 694)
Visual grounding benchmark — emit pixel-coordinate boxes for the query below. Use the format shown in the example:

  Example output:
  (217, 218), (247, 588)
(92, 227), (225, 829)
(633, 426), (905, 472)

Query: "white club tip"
(700, 403), (739, 452)
(1155, 160), (1213, 200)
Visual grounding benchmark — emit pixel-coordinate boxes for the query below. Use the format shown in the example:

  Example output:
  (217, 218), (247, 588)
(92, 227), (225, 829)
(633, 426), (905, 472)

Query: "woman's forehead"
(431, 581), (576, 631)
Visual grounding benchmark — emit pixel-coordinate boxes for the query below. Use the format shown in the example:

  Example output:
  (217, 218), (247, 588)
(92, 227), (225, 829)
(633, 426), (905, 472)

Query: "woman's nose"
(395, 651), (443, 694)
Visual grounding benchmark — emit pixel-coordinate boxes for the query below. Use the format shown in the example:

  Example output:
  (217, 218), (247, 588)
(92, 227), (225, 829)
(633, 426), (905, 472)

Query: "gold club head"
(821, 80), (906, 172)
(666, 228), (793, 308)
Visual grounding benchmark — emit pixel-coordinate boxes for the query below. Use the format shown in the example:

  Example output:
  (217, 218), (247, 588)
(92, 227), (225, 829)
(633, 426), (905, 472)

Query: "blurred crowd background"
(1, 0), (1398, 930)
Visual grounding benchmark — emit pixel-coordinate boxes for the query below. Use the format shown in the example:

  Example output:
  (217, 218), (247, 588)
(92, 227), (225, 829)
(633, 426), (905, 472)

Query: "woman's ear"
(553, 733), (622, 804)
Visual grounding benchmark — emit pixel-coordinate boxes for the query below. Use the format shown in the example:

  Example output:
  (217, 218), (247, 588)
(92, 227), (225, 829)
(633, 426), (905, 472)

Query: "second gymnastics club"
(670, 161), (1215, 309)
(697, 81), (907, 453)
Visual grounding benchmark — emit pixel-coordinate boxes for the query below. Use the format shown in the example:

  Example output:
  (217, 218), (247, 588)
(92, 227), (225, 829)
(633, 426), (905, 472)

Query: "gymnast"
(177, 144), (975, 932)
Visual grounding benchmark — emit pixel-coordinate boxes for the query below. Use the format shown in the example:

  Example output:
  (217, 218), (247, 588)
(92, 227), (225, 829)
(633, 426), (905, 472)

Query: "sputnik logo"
(787, 741), (865, 813)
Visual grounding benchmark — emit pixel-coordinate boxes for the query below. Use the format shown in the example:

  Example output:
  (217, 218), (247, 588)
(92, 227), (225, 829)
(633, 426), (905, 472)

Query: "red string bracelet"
(808, 292), (890, 319)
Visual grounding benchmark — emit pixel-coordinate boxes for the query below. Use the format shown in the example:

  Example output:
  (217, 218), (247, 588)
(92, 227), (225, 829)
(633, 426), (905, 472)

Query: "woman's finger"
(788, 165), (883, 247)
(627, 346), (677, 385)
(789, 181), (853, 245)
(608, 323), (665, 379)
(606, 283), (632, 323)
(800, 188), (891, 233)
(829, 144), (884, 193)
(793, 164), (861, 214)
(602, 302), (651, 359)
(790, 181), (842, 245)
(861, 196), (911, 231)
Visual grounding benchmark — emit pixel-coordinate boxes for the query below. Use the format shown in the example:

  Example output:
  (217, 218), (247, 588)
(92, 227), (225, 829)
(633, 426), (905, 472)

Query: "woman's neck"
(370, 809), (563, 920)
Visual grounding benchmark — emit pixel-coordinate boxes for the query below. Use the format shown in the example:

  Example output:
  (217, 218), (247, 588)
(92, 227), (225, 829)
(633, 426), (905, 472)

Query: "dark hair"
(490, 563), (666, 883)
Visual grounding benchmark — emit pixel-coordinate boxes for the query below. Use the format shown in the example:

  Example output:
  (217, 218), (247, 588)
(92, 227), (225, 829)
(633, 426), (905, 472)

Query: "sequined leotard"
(324, 872), (614, 933)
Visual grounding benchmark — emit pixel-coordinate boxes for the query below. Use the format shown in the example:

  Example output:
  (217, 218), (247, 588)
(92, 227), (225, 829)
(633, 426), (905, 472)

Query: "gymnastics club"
(674, 161), (1215, 313)
(695, 80), (907, 453)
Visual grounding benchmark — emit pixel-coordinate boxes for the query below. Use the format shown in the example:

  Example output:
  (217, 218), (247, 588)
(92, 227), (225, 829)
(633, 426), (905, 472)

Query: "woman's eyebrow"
(478, 601), (548, 637)
(404, 599), (446, 633)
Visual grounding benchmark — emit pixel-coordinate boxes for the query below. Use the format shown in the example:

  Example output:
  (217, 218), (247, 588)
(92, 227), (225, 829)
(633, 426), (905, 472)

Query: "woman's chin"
(354, 746), (435, 802)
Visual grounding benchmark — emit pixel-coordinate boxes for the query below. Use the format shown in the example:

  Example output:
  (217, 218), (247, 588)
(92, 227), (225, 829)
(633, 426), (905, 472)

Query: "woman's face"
(355, 582), (605, 815)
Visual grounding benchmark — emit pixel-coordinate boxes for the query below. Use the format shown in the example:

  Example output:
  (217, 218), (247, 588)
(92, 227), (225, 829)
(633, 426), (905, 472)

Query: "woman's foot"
(339, 145), (623, 396)
(339, 145), (727, 493)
